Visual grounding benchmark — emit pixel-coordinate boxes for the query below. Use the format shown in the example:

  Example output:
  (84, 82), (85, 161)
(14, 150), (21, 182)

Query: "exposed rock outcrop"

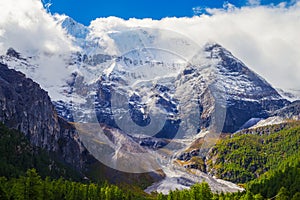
(0, 63), (90, 170)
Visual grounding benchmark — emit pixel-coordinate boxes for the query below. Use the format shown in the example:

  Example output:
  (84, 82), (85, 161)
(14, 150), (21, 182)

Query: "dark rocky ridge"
(0, 63), (90, 171)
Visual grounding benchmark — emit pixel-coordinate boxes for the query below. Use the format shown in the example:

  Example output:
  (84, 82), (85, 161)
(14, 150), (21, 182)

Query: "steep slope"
(276, 88), (300, 102)
(90, 42), (289, 140)
(247, 152), (300, 199)
(0, 63), (89, 170)
(246, 100), (300, 129)
(0, 63), (164, 187)
(206, 44), (289, 132)
(273, 100), (300, 119)
(0, 123), (81, 180)
(205, 121), (300, 183)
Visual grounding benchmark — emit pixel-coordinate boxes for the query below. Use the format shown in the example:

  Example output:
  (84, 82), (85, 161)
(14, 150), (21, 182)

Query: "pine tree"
(276, 187), (289, 200)
(157, 193), (165, 200)
(24, 169), (42, 200)
(291, 192), (300, 200)
(241, 191), (254, 200)
(0, 177), (7, 200)
(191, 182), (213, 200)
(253, 193), (263, 200)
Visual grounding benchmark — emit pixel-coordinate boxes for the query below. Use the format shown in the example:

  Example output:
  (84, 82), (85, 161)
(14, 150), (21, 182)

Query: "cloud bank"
(0, 0), (299, 90)
(0, 0), (74, 56)
(89, 2), (300, 89)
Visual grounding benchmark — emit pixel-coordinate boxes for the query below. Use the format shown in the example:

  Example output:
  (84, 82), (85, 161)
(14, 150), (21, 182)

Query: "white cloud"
(222, 2), (237, 11)
(0, 0), (74, 56)
(247, 0), (261, 6)
(89, 3), (300, 89)
(0, 0), (78, 102)
(0, 0), (299, 90)
(192, 6), (205, 15)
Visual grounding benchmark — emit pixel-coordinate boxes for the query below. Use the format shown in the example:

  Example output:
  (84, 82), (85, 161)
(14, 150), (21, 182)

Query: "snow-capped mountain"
(0, 14), (290, 158)
(0, 15), (293, 193)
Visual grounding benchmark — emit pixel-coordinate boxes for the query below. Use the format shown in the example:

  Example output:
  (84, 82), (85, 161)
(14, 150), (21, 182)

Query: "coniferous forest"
(0, 122), (299, 200)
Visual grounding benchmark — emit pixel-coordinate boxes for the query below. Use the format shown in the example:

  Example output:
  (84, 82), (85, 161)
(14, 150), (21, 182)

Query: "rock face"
(91, 43), (290, 138)
(0, 63), (164, 185)
(6, 48), (21, 59)
(0, 63), (88, 170)
(273, 100), (300, 119)
(204, 44), (289, 132)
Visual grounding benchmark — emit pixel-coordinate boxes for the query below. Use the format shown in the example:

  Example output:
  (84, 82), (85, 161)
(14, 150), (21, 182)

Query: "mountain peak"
(6, 48), (22, 59)
(55, 15), (89, 39)
(204, 42), (222, 52)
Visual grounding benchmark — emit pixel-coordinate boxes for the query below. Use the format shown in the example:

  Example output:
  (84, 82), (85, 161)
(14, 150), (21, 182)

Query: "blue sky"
(44, 0), (291, 25)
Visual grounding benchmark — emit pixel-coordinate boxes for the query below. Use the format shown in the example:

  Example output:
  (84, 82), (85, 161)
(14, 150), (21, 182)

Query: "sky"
(0, 0), (299, 91)
(45, 0), (293, 25)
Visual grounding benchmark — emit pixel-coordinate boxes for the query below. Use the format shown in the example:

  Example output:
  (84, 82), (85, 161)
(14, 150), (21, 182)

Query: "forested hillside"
(0, 122), (299, 199)
(0, 123), (81, 180)
(206, 122), (300, 183)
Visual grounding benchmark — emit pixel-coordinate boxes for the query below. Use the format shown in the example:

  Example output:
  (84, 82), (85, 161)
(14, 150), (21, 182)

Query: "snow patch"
(250, 116), (285, 129)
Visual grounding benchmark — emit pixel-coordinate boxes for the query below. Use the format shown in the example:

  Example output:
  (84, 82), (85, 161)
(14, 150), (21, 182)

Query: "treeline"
(0, 169), (140, 200)
(158, 182), (299, 200)
(1, 168), (300, 200)
(0, 171), (249, 200)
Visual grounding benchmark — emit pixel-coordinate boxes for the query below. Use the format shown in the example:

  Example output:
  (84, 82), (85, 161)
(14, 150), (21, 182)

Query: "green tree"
(191, 182), (213, 200)
(275, 187), (289, 200)
(24, 169), (42, 200)
(241, 191), (254, 200)
(253, 193), (263, 200)
(291, 192), (300, 200)
(0, 177), (8, 200)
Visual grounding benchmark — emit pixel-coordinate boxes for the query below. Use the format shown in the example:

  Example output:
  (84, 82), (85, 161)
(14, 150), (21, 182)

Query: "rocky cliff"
(0, 63), (90, 171)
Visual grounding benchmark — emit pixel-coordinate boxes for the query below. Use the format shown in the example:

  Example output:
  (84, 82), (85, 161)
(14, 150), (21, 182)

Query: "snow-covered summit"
(0, 21), (289, 132)
(55, 15), (89, 39)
